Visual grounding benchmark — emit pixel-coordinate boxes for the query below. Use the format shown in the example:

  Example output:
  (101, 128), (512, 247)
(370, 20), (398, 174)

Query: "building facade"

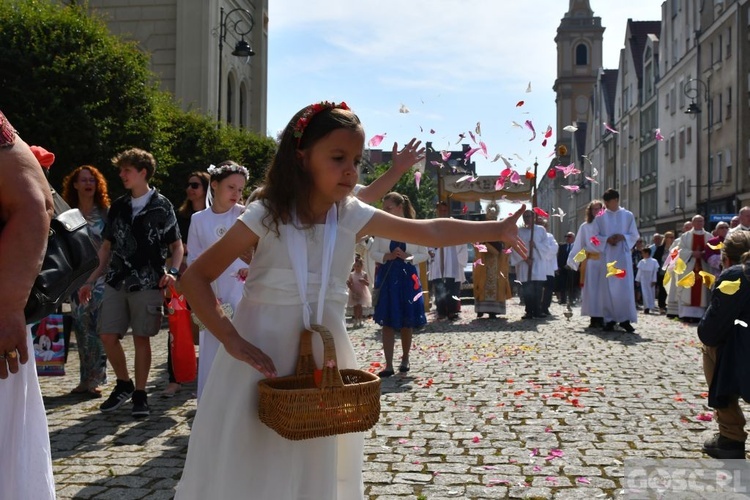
(78, 0), (268, 135)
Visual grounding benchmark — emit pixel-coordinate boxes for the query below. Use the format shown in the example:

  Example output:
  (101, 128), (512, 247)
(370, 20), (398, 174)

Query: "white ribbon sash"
(285, 205), (338, 330)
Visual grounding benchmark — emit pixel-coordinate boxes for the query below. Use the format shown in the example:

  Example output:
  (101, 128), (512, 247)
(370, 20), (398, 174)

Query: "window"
(669, 180), (677, 211)
(679, 128), (686, 158)
(687, 126), (692, 144)
(726, 148), (732, 182)
(670, 86), (677, 115)
(709, 42), (714, 65)
(717, 35), (723, 62)
(679, 177), (686, 209)
(665, 186), (670, 204)
(715, 151), (723, 183)
(239, 83), (246, 129)
(665, 88), (671, 110)
(726, 86), (732, 120)
(717, 93), (723, 122)
(670, 134), (676, 162)
(679, 79), (686, 109)
(671, 0), (679, 17)
(726, 27), (732, 58)
(687, 178), (692, 197)
(576, 44), (588, 66)
(226, 76), (234, 124)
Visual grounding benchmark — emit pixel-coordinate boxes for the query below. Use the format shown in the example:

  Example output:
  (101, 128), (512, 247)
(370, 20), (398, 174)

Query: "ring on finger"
(6, 350), (17, 359)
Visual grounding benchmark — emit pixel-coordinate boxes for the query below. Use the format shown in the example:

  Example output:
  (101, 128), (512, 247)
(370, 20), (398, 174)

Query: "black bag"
(24, 186), (100, 323)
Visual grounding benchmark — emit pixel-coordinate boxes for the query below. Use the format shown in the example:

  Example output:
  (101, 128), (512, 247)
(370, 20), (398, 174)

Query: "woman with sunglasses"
(163, 172), (210, 397)
(62, 165), (111, 397)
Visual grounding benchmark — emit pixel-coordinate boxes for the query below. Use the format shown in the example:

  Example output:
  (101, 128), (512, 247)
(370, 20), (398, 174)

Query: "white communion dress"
(175, 196), (376, 500)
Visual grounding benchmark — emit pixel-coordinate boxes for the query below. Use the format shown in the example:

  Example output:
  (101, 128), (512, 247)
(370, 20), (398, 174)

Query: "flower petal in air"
(412, 291), (424, 301)
(414, 171), (422, 190)
(456, 174), (474, 184)
(707, 241), (723, 250)
(474, 243), (487, 253)
(399, 104), (410, 113)
(490, 154), (501, 162)
(563, 124), (578, 132)
(524, 120), (536, 141)
(475, 122), (482, 136)
(479, 141), (488, 157)
(465, 147), (481, 159)
(544, 126), (553, 139)
(473, 258), (484, 267)
(655, 128), (665, 141)
(525, 170), (535, 180)
(717, 278), (741, 295)
(508, 170), (521, 184)
(462, 205), (469, 214)
(590, 236), (600, 246)
(677, 272), (696, 288)
(367, 133), (386, 148)
(533, 207), (549, 218)
(699, 271), (716, 288)
(516, 100), (524, 107)
(440, 150), (451, 161)
(603, 122), (619, 134)
(562, 185), (580, 192)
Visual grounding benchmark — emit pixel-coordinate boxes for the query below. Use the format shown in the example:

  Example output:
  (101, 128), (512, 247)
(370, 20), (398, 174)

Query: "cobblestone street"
(42, 300), (733, 499)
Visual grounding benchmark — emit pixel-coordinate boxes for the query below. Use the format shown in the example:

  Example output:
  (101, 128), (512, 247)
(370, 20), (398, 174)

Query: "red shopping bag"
(166, 285), (197, 383)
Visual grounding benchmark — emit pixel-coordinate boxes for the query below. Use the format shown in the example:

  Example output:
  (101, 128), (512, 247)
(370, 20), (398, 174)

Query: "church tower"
(553, 0), (604, 156)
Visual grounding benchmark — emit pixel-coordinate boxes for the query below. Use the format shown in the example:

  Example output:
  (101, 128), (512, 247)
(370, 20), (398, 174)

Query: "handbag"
(166, 285), (197, 383)
(24, 181), (99, 324)
(30, 312), (72, 376)
(371, 261), (393, 308)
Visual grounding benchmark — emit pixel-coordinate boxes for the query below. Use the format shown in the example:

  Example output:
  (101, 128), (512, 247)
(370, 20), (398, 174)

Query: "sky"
(266, 1), (664, 179)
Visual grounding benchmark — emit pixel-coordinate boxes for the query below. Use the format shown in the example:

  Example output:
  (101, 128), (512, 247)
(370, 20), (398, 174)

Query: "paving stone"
(43, 301), (743, 498)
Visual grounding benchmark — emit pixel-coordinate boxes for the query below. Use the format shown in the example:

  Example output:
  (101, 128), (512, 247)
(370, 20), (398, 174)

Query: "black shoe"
(603, 321), (616, 332)
(542, 310), (552, 316)
(100, 379), (134, 413)
(488, 313), (497, 319)
(644, 309), (650, 315)
(476, 313), (484, 318)
(619, 321), (636, 333)
(378, 369), (394, 378)
(131, 390), (150, 418)
(702, 433), (746, 459)
(448, 314), (459, 321)
(521, 314), (534, 320)
(588, 318), (603, 329)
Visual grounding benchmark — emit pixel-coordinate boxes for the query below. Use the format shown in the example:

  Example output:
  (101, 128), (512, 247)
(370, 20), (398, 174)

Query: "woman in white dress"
(186, 161), (249, 402)
(175, 102), (527, 499)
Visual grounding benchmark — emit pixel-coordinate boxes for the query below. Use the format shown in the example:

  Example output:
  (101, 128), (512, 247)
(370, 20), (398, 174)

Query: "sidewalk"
(42, 300), (729, 499)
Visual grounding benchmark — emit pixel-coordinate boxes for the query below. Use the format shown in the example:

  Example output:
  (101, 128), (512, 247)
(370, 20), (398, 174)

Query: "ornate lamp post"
(217, 7), (255, 123)
(683, 77), (711, 216)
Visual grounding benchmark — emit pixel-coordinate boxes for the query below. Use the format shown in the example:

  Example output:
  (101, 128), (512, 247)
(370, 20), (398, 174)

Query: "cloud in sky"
(267, 1), (663, 175)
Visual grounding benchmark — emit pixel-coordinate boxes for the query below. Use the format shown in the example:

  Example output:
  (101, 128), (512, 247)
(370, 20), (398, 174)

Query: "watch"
(168, 267), (180, 277)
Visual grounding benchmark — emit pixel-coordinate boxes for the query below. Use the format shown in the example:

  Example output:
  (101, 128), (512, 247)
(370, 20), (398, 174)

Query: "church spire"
(565, 0), (594, 18)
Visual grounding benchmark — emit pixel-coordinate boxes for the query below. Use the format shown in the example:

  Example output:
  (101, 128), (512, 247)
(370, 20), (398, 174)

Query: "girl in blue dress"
(371, 192), (429, 377)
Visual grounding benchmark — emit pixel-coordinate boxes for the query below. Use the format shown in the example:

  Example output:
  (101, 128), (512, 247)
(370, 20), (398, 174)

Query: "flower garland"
(207, 163), (249, 180)
(293, 101), (350, 144)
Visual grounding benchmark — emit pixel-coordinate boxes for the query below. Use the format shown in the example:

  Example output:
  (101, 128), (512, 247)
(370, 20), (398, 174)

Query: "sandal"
(378, 369), (394, 378)
(398, 364), (410, 373)
(161, 383), (181, 398)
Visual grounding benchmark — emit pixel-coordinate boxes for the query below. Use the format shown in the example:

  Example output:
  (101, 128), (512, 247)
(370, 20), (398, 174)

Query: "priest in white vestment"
(593, 189), (640, 332)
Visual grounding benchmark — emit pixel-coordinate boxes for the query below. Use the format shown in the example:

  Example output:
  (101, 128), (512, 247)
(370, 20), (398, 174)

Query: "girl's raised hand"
(391, 138), (426, 174)
(498, 205), (528, 259)
(224, 335), (277, 378)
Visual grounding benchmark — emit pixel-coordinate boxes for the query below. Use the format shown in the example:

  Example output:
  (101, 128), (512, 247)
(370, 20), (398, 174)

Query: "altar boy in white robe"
(635, 247), (659, 314)
(511, 210), (555, 319)
(594, 189), (640, 333)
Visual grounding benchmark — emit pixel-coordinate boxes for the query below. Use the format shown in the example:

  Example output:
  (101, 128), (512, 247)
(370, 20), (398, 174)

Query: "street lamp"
(683, 77), (711, 217)
(217, 7), (255, 123)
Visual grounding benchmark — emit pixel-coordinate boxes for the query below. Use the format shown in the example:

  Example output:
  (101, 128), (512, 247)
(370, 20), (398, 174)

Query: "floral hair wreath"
(293, 101), (350, 145)
(207, 163), (249, 180)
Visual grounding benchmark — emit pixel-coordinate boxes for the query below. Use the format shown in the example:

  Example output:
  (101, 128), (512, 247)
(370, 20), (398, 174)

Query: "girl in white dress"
(187, 161), (249, 402)
(175, 101), (528, 500)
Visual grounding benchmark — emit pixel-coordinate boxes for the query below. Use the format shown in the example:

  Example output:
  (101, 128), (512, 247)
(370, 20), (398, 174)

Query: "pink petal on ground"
(472, 436), (481, 443)
(577, 477), (591, 484)
(533, 466), (542, 472)
(696, 412), (713, 422)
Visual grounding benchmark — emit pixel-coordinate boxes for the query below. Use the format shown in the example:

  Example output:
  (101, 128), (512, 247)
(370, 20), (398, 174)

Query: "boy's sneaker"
(100, 379), (134, 413)
(702, 433), (746, 459)
(131, 390), (150, 418)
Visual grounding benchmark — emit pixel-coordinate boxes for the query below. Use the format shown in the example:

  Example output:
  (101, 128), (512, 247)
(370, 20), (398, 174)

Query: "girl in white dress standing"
(175, 101), (528, 499)
(187, 161), (249, 402)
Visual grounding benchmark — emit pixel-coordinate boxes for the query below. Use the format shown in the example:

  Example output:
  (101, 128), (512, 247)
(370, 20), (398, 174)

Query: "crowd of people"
(2, 98), (749, 498)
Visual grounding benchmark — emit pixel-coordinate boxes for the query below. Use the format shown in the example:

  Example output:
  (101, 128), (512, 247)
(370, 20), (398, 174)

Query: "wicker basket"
(257, 324), (381, 440)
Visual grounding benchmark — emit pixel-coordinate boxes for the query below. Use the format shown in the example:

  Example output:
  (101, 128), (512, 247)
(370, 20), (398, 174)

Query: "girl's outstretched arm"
(180, 221), (276, 378)
(360, 205), (528, 259)
(355, 139), (425, 204)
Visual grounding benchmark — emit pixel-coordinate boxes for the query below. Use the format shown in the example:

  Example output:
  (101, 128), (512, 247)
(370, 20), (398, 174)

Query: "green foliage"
(0, 0), (276, 204)
(363, 164), (437, 219)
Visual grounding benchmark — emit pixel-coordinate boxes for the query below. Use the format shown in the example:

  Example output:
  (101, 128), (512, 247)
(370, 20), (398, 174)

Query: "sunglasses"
(186, 182), (202, 189)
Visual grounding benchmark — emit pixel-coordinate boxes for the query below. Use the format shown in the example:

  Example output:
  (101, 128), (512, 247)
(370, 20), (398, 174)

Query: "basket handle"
(294, 325), (344, 389)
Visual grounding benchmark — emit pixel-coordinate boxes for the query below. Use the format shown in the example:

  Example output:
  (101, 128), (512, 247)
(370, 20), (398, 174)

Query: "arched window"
(239, 82), (247, 129)
(576, 43), (588, 66)
(227, 76), (234, 124)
